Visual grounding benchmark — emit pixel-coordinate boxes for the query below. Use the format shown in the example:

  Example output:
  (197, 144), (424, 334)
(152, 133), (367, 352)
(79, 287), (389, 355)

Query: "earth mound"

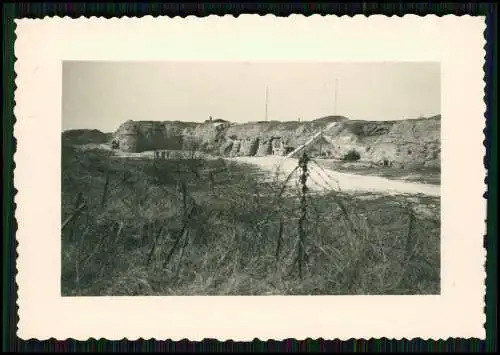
(62, 129), (112, 145)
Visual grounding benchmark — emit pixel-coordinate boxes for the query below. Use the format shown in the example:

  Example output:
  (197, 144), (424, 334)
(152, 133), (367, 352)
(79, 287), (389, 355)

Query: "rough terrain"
(63, 115), (441, 194)
(102, 114), (441, 169)
(61, 145), (440, 296)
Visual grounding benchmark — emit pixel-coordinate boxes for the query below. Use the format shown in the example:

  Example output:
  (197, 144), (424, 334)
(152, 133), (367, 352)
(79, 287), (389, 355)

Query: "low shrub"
(342, 149), (361, 161)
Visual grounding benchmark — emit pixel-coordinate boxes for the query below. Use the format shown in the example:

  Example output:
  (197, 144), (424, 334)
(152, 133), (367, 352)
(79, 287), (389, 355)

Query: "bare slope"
(321, 115), (441, 168)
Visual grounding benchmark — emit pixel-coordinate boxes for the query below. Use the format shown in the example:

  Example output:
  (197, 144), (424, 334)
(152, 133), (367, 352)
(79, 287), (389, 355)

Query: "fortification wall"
(104, 115), (441, 169)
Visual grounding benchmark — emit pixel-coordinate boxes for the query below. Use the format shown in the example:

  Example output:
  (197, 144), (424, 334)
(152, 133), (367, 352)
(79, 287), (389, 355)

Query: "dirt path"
(230, 156), (441, 197)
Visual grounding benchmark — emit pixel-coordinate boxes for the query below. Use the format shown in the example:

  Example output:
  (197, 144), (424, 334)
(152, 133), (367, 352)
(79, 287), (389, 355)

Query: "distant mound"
(108, 114), (441, 169)
(312, 115), (349, 124)
(204, 118), (229, 123)
(62, 129), (112, 145)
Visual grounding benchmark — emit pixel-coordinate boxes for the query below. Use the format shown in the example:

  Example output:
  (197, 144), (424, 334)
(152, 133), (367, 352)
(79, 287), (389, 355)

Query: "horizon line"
(62, 113), (442, 133)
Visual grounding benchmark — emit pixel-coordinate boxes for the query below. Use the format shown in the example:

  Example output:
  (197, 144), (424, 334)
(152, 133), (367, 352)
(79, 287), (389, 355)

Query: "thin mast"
(334, 78), (339, 116)
(265, 87), (269, 121)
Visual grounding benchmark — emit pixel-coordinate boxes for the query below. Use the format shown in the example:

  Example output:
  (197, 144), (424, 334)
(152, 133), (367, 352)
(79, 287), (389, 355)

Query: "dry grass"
(61, 144), (440, 296)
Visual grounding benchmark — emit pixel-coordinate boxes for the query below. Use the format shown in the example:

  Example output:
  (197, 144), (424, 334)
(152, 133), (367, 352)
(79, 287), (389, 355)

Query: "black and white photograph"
(61, 61), (442, 296)
(14, 14), (487, 341)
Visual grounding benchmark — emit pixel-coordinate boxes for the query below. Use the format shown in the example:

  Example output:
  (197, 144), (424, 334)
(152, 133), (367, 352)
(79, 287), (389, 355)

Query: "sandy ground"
(230, 156), (441, 197)
(104, 146), (440, 197)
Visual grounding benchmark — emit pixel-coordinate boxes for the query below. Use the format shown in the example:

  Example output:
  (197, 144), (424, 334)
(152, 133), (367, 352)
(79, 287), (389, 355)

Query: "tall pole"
(334, 78), (339, 116)
(265, 87), (269, 121)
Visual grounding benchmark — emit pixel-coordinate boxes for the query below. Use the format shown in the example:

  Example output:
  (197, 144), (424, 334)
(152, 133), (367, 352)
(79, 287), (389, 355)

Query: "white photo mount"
(14, 14), (487, 341)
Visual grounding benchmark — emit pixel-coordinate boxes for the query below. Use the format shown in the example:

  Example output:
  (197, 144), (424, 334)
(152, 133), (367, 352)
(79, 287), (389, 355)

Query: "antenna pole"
(265, 87), (269, 121)
(334, 78), (339, 116)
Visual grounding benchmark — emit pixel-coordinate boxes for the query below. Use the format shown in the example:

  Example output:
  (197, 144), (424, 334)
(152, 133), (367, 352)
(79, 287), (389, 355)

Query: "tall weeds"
(61, 145), (440, 296)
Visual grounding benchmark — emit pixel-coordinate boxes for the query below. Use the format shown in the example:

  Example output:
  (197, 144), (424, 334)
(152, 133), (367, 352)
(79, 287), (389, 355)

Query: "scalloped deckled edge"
(13, 14), (488, 342)
(12, 13), (488, 27)
(481, 10), (492, 345)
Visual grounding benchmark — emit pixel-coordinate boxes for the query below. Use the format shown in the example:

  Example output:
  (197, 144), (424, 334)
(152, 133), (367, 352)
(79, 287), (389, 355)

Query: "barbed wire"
(309, 158), (342, 191)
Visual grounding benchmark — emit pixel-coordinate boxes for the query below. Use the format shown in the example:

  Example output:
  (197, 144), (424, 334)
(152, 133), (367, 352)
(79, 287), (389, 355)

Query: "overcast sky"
(62, 61), (440, 132)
